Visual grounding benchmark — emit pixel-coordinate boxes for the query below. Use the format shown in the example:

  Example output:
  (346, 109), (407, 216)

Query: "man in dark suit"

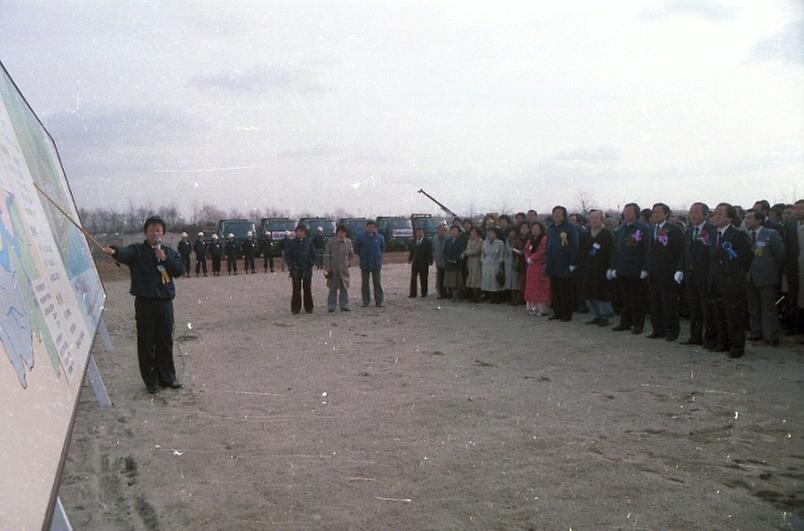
(409, 227), (434, 297)
(646, 203), (685, 341)
(679, 202), (716, 346)
(707, 204), (753, 358)
(284, 225), (316, 314)
(782, 203), (800, 334)
(745, 209), (785, 345)
(753, 200), (784, 234)
(609, 203), (650, 334)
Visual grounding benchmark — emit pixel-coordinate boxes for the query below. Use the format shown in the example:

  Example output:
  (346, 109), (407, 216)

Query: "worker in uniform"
(209, 233), (223, 276)
(194, 231), (208, 277)
(225, 233), (238, 275)
(262, 230), (276, 273)
(242, 231), (256, 274)
(177, 232), (192, 277)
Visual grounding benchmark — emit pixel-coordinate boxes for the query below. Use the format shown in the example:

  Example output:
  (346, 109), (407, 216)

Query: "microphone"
(154, 237), (162, 250)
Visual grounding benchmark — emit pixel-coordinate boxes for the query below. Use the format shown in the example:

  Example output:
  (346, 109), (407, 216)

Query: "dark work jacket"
(263, 237), (277, 257)
(312, 234), (326, 251)
(545, 221), (578, 278)
(408, 237), (433, 268)
(647, 222), (684, 283)
(784, 221), (800, 305)
(194, 239), (207, 258)
(242, 239), (256, 258)
(225, 241), (237, 258)
(208, 242), (223, 260)
(112, 241), (184, 299)
(581, 228), (613, 301)
(443, 236), (466, 271)
(681, 222), (715, 289)
(284, 237), (315, 279)
(611, 222), (650, 278)
(708, 225), (752, 292)
(177, 239), (192, 258)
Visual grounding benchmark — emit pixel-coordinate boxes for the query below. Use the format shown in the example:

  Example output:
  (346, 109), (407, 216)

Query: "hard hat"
(198, 232), (204, 237)
(265, 230), (270, 235)
(247, 231), (253, 236)
(316, 227), (324, 232)
(212, 234), (219, 239)
(228, 233), (234, 238)
(181, 232), (188, 237)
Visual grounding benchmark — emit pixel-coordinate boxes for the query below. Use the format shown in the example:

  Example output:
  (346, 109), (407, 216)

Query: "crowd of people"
(106, 197), (803, 393)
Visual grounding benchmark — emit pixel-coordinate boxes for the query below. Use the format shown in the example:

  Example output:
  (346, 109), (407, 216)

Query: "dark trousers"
(687, 277), (716, 344)
(649, 279), (680, 337)
(264, 254), (274, 272)
(211, 257), (221, 274)
(617, 276), (647, 329)
(244, 255), (255, 273)
(550, 277), (575, 320)
(134, 298), (176, 388)
(410, 264), (429, 297)
(291, 276), (313, 314)
(708, 283), (747, 355)
(227, 255), (237, 273)
(195, 257), (207, 276)
(436, 267), (446, 297)
(180, 255), (191, 276)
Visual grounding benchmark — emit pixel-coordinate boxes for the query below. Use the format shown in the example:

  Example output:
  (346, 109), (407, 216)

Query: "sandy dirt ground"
(58, 254), (804, 530)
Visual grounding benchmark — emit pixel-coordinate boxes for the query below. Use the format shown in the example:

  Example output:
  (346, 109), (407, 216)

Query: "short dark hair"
(552, 205), (568, 220)
(487, 227), (499, 238)
(499, 214), (511, 223)
(653, 203), (670, 216)
(143, 216), (166, 233)
(718, 203), (737, 222)
(366, 219), (376, 227)
(515, 212), (526, 219)
(691, 202), (710, 216)
(336, 224), (347, 234)
(746, 208), (766, 223)
(753, 199), (770, 213)
(527, 209), (537, 215)
(295, 224), (308, 233)
(623, 203), (640, 218)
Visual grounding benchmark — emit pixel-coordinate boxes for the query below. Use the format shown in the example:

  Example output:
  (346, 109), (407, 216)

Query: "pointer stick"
(32, 181), (107, 253)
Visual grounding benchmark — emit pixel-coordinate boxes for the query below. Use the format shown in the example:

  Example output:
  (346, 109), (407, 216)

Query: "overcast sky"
(1, 0), (802, 218)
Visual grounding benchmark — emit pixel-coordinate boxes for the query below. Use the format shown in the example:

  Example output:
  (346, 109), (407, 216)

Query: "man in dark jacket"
(284, 225), (316, 314)
(354, 220), (386, 307)
(581, 210), (614, 326)
(225, 233), (238, 275)
(647, 203), (685, 341)
(102, 216), (184, 393)
(177, 232), (192, 277)
(242, 232), (256, 274)
(609, 203), (650, 335)
(313, 227), (326, 269)
(545, 206), (579, 321)
(745, 209), (785, 345)
(408, 227), (434, 298)
(194, 232), (208, 277)
(708, 203), (753, 358)
(262, 230), (276, 273)
(679, 202), (716, 346)
(208, 234), (223, 276)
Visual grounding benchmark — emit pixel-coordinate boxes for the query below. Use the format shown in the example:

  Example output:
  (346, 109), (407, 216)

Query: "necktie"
(750, 230), (756, 244)
(693, 226), (699, 240)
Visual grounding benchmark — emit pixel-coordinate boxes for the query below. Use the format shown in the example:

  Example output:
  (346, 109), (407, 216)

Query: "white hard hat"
(265, 230), (270, 235)
(228, 233), (234, 238)
(212, 234), (219, 239)
(247, 231), (253, 236)
(316, 227), (323, 232)
(181, 232), (188, 237)
(198, 232), (204, 237)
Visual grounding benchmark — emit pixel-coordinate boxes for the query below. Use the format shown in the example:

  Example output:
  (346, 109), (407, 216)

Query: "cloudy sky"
(1, 0), (802, 218)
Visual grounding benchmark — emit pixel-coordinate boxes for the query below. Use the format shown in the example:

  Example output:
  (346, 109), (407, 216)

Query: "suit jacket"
(708, 225), (752, 291)
(681, 222), (715, 288)
(611, 222), (650, 277)
(647, 222), (684, 282)
(545, 220), (579, 278)
(748, 227), (785, 287)
(409, 237), (433, 268)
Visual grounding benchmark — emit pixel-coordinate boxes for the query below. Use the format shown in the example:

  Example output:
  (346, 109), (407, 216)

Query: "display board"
(0, 61), (106, 530)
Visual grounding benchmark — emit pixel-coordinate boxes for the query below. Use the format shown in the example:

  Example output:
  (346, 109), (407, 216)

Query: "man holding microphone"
(102, 216), (185, 394)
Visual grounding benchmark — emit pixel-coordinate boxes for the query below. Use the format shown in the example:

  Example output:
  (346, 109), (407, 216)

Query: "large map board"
(0, 61), (106, 529)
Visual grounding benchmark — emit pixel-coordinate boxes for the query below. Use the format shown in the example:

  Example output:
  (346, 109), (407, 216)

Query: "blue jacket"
(113, 241), (184, 299)
(354, 232), (385, 270)
(545, 221), (578, 278)
(611, 222), (650, 277)
(284, 237), (315, 279)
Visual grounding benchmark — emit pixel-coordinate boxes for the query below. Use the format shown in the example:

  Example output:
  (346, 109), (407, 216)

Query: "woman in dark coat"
(443, 225), (466, 301)
(580, 210), (614, 326)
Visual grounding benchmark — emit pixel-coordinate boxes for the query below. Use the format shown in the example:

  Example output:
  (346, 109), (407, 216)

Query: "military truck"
(410, 213), (448, 239)
(337, 217), (368, 240)
(257, 217), (297, 257)
(216, 218), (256, 257)
(297, 217), (336, 240)
(376, 216), (413, 251)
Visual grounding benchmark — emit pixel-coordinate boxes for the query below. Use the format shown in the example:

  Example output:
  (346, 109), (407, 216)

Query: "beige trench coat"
(463, 237), (483, 289)
(324, 237), (355, 289)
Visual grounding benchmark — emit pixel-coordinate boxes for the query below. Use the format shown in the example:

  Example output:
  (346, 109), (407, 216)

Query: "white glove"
(673, 271), (683, 285)
(640, 270), (649, 280)
(611, 269), (618, 279)
(527, 258), (534, 265)
(569, 265), (576, 273)
(606, 269), (614, 280)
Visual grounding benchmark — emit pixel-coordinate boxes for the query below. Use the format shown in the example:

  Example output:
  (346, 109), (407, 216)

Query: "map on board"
(0, 60), (107, 529)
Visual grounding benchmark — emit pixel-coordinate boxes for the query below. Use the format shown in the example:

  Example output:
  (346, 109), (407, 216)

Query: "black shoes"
(631, 326), (644, 335)
(159, 381), (183, 390)
(646, 332), (665, 339)
(147, 386), (158, 394)
(597, 319), (609, 327)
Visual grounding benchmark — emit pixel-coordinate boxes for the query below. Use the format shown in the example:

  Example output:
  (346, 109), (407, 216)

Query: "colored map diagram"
(0, 60), (107, 529)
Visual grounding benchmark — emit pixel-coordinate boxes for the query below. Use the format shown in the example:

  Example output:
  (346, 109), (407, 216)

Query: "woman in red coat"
(524, 221), (551, 316)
